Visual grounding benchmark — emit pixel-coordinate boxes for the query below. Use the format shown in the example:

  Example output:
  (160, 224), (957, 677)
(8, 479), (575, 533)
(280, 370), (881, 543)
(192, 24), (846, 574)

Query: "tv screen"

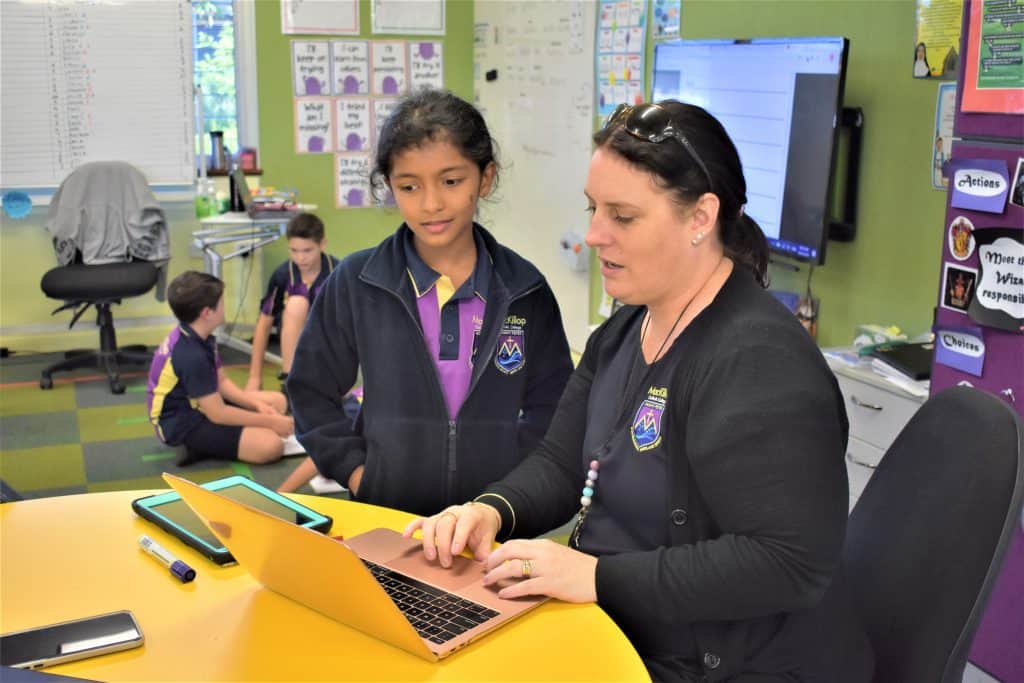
(653, 37), (849, 265)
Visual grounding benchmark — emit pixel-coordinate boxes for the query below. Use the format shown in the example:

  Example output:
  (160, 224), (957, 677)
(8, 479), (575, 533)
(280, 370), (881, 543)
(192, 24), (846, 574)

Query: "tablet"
(132, 475), (332, 565)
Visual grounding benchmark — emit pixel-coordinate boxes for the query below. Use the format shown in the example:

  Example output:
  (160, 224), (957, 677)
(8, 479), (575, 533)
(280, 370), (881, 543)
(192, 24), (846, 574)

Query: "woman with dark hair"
(288, 89), (572, 515)
(407, 101), (873, 681)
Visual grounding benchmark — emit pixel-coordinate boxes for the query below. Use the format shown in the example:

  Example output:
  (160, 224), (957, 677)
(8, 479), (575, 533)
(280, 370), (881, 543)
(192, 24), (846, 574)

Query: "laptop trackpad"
(385, 544), (483, 591)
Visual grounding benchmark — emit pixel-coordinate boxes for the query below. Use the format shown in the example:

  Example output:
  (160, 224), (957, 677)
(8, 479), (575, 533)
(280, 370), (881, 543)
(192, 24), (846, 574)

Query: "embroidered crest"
(631, 385), (668, 452)
(494, 314), (526, 374)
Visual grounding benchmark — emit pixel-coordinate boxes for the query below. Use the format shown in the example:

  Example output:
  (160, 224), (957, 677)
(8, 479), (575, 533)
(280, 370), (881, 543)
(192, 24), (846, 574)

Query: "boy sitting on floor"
(147, 271), (293, 465)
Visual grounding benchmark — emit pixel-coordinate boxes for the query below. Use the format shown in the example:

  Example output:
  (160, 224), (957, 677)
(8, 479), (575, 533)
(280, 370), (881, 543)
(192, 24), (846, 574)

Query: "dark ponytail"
(594, 100), (769, 287)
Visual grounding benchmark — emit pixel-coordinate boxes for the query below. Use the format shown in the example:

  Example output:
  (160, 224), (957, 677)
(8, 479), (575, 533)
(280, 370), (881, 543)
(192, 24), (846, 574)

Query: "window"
(191, 1), (258, 164)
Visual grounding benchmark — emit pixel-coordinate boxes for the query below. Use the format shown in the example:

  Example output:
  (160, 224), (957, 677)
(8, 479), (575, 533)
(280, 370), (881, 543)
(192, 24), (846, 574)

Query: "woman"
(407, 101), (873, 681)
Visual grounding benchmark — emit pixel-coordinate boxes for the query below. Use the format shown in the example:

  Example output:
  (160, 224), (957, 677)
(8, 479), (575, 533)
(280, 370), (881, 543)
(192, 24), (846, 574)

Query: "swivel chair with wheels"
(40, 161), (169, 394)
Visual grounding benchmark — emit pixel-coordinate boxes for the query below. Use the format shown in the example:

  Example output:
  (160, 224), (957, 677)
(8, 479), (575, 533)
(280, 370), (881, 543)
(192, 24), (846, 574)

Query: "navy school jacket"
(288, 225), (573, 516)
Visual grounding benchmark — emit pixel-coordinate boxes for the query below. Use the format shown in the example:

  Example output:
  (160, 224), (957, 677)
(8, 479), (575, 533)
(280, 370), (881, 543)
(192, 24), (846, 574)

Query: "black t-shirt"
(577, 313), (677, 555)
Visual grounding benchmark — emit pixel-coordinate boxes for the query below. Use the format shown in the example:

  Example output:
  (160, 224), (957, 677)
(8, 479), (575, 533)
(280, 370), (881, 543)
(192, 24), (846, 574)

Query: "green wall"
(252, 0), (476, 269)
(652, 0), (948, 347)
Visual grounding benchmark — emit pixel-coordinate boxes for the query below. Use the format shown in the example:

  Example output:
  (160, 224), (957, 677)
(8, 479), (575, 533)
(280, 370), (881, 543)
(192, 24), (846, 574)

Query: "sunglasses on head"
(603, 103), (714, 191)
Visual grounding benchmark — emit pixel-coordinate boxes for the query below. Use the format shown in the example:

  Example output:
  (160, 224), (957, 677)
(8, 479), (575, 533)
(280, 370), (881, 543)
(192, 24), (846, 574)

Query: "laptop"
(162, 473), (546, 661)
(229, 168), (298, 220)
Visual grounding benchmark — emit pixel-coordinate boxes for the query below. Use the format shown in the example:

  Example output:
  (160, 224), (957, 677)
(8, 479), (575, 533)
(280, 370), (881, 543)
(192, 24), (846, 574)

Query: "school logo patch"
(631, 385), (668, 452)
(495, 314), (526, 374)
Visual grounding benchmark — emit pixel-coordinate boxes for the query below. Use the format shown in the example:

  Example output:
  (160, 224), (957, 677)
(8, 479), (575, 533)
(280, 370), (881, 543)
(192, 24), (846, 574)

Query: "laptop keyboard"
(364, 560), (501, 645)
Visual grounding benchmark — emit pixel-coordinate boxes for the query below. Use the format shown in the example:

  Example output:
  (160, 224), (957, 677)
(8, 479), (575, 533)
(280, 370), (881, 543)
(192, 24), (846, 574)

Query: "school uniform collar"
(178, 323), (217, 350)
(402, 225), (491, 302)
(288, 252), (335, 286)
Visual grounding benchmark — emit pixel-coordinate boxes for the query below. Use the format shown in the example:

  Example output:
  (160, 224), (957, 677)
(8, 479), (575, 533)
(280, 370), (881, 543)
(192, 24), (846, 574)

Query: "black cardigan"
(480, 267), (874, 682)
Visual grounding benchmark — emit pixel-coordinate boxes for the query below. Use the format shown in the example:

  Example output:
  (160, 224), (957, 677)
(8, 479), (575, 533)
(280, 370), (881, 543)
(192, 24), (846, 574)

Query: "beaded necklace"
(569, 303), (687, 549)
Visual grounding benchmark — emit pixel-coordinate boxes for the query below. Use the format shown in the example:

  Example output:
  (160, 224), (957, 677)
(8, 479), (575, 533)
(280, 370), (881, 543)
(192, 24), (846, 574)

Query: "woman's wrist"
(465, 501), (502, 535)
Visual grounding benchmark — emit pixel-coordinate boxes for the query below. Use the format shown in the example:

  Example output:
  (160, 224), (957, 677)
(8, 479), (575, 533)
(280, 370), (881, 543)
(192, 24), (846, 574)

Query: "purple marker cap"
(170, 560), (196, 583)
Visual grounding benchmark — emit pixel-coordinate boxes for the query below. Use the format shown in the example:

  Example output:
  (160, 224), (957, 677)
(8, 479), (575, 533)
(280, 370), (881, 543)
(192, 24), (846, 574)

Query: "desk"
(823, 350), (927, 511)
(0, 492), (646, 681)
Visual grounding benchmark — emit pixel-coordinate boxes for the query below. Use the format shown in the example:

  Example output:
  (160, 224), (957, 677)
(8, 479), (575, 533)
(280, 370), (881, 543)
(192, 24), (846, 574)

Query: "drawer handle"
(851, 395), (883, 411)
(846, 452), (878, 469)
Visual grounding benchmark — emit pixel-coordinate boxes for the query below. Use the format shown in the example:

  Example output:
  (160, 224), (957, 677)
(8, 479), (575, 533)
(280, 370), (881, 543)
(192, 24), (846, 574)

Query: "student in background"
(288, 89), (573, 516)
(245, 213), (338, 391)
(409, 101), (873, 681)
(148, 271), (293, 465)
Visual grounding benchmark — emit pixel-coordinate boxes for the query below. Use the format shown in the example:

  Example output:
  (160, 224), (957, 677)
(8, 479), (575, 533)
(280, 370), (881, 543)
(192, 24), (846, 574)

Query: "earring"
(691, 231), (704, 246)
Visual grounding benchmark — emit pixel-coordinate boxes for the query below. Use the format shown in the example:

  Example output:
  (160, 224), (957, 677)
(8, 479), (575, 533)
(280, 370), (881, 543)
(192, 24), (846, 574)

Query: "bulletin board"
(474, 1), (596, 352)
(0, 0), (195, 190)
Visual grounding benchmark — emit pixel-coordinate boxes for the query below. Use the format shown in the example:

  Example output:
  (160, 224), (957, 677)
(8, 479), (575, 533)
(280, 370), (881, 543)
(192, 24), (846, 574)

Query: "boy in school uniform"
(245, 213), (339, 390)
(148, 271), (293, 465)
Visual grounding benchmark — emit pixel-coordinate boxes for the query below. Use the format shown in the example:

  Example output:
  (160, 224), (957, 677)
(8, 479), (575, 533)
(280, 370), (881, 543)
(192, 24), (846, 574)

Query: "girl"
(288, 90), (573, 515)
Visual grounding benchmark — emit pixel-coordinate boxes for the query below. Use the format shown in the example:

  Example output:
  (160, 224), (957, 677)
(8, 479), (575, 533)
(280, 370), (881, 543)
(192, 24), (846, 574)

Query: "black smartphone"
(0, 611), (143, 670)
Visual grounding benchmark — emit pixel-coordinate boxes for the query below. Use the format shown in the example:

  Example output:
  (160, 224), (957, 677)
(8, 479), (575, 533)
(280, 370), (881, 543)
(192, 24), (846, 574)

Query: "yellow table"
(0, 491), (647, 681)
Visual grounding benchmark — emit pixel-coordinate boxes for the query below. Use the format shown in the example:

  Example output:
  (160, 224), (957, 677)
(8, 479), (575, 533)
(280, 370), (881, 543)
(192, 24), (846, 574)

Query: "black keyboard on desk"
(363, 560), (500, 644)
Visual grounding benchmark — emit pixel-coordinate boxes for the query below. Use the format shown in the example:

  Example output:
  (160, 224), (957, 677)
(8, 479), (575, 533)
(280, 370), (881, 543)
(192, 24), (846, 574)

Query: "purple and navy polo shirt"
(260, 253), (338, 322)
(403, 231), (491, 418)
(146, 324), (222, 445)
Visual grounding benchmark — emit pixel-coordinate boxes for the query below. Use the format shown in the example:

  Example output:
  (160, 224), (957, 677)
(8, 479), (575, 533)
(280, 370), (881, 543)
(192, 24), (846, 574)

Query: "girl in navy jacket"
(288, 90), (573, 516)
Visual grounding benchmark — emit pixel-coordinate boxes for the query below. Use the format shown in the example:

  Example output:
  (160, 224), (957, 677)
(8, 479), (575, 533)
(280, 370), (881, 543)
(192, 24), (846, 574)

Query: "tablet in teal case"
(132, 475), (332, 565)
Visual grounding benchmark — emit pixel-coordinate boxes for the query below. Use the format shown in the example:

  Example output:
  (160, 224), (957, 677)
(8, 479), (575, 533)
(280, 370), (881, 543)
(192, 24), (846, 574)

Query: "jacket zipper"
(369, 278), (543, 502)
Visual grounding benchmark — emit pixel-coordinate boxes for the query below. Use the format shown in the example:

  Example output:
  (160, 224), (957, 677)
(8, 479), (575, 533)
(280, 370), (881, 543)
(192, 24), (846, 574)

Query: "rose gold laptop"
(162, 473), (546, 661)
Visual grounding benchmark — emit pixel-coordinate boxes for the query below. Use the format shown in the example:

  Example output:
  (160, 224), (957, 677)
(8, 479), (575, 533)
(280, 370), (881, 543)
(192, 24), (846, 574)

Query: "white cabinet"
(824, 352), (927, 512)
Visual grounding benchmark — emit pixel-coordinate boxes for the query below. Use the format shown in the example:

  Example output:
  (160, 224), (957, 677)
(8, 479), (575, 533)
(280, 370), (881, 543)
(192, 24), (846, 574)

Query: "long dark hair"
(371, 89), (500, 201)
(593, 100), (769, 287)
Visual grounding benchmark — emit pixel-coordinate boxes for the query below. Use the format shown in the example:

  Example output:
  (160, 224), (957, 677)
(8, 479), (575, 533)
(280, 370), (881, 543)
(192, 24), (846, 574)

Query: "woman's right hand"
(403, 503), (502, 568)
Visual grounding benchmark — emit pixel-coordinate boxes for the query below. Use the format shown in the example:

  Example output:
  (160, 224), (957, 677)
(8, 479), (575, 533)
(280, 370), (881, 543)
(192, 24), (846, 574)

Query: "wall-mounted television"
(653, 36), (850, 265)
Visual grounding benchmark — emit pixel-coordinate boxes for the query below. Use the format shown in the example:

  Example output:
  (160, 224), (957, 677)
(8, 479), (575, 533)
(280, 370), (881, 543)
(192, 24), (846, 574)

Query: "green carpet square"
(87, 466), (239, 494)
(77, 404), (156, 442)
(82, 437), (185, 483)
(0, 383), (77, 416)
(0, 444), (87, 491)
(0, 412), (79, 449)
(74, 375), (149, 409)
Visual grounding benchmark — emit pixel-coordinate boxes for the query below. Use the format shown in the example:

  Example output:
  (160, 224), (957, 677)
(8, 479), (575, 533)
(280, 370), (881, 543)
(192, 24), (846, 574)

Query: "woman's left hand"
(483, 539), (598, 603)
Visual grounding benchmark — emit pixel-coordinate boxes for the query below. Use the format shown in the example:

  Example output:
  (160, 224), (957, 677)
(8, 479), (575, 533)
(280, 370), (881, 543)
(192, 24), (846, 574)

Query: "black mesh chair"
(40, 261), (159, 394)
(844, 386), (1023, 682)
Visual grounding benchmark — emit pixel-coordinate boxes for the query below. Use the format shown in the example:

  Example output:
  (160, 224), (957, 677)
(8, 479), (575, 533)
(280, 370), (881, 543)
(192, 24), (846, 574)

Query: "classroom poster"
(371, 41), (409, 96)
(652, 0), (680, 39)
(372, 0), (445, 35)
(932, 82), (957, 190)
(967, 228), (1024, 333)
(281, 0), (359, 35)
(409, 41), (444, 91)
(373, 98), (400, 144)
(335, 98), (372, 153)
(292, 41), (330, 96)
(961, 0), (1024, 113)
(913, 0), (962, 79)
(336, 153), (372, 208)
(330, 41), (369, 95)
(294, 98), (334, 154)
(595, 0), (647, 116)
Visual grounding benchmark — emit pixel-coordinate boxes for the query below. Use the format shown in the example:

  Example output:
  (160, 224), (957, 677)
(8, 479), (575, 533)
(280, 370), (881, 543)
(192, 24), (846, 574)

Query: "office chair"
(40, 162), (168, 394)
(844, 386), (1023, 683)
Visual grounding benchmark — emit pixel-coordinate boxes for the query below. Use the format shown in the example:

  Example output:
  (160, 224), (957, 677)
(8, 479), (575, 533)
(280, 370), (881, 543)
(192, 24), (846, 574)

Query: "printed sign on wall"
(372, 41), (409, 96)
(335, 98), (372, 153)
(336, 153), (372, 208)
(950, 158), (1010, 214)
(295, 98), (334, 153)
(968, 228), (1024, 333)
(292, 41), (330, 96)
(331, 40), (370, 95)
(934, 325), (986, 377)
(409, 41), (443, 90)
